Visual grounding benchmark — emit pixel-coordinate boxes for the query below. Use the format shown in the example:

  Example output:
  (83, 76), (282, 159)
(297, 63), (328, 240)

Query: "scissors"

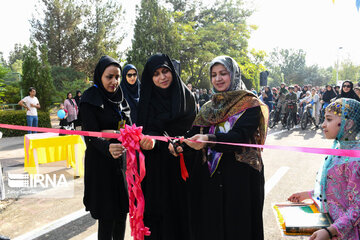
(163, 131), (183, 154)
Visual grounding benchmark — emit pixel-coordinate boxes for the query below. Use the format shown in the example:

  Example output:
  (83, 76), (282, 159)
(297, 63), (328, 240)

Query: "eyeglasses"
(343, 85), (351, 88)
(127, 73), (137, 78)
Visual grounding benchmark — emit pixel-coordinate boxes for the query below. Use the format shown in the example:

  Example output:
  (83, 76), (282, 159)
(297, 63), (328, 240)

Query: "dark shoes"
(0, 235), (10, 240)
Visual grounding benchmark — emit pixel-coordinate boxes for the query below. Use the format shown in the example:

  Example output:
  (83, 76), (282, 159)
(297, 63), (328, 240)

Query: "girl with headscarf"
(262, 86), (273, 111)
(288, 98), (360, 239)
(172, 55), (268, 240)
(136, 53), (197, 240)
(79, 56), (131, 240)
(121, 64), (140, 123)
(64, 92), (78, 127)
(336, 80), (360, 101)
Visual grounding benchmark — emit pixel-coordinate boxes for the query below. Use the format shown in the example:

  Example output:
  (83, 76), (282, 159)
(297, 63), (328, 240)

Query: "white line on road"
(265, 167), (289, 197)
(13, 208), (88, 240)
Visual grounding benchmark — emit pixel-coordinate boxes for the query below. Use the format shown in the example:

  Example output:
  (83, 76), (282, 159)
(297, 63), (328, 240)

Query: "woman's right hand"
(109, 143), (126, 159)
(140, 135), (155, 150)
(287, 191), (310, 203)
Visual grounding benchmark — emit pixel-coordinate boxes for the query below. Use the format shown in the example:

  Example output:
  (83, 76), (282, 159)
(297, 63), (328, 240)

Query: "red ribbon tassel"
(118, 124), (150, 240)
(179, 153), (189, 181)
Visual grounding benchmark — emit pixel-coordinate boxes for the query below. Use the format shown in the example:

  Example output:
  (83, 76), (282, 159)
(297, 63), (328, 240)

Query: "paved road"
(0, 124), (332, 239)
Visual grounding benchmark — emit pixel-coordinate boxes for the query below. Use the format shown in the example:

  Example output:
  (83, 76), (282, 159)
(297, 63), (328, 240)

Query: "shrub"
(0, 110), (51, 137)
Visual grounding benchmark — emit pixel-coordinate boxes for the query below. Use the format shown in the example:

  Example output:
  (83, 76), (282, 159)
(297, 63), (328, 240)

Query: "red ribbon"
(117, 124), (150, 240)
(179, 153), (189, 181)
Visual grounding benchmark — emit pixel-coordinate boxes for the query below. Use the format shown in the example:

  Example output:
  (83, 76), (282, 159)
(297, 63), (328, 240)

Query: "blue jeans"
(26, 115), (38, 134)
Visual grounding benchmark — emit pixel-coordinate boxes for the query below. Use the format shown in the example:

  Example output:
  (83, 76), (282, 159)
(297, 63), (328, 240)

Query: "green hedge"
(0, 110), (51, 137)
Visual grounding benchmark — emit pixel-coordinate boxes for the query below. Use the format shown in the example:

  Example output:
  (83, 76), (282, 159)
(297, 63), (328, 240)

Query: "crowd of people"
(17, 53), (360, 240)
(259, 81), (360, 128)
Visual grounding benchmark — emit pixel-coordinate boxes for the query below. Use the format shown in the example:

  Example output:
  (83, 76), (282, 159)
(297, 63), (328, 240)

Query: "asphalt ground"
(0, 120), (332, 240)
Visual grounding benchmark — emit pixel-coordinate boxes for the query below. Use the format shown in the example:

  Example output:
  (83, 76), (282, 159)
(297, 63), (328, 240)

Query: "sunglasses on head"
(127, 73), (137, 78)
(343, 84), (351, 88)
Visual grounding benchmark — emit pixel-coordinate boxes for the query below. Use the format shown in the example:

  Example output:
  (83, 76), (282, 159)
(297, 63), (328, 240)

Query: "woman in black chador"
(172, 56), (268, 240)
(80, 56), (131, 240)
(136, 53), (197, 240)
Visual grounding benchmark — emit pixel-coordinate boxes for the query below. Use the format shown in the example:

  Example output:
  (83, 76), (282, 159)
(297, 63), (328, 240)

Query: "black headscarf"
(74, 90), (81, 106)
(322, 85), (336, 103)
(137, 53), (197, 136)
(336, 80), (360, 101)
(81, 55), (131, 119)
(121, 64), (140, 123)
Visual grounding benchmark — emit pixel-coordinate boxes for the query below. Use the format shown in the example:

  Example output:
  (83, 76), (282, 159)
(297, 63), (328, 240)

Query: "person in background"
(288, 98), (360, 240)
(199, 88), (210, 108)
(322, 85), (336, 106)
(80, 56), (131, 240)
(334, 85), (340, 96)
(74, 90), (82, 128)
(18, 87), (40, 134)
(58, 103), (68, 127)
(310, 88), (320, 127)
(336, 80), (360, 101)
(74, 90), (82, 106)
(300, 85), (309, 99)
(354, 86), (360, 98)
(136, 53), (197, 240)
(187, 82), (199, 110)
(64, 92), (78, 128)
(121, 64), (140, 123)
(172, 55), (267, 240)
(262, 86), (273, 111)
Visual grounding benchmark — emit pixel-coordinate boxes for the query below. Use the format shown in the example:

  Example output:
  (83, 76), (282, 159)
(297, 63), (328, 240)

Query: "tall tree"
(30, 0), (84, 68)
(8, 44), (26, 68)
(82, 0), (125, 77)
(22, 43), (54, 111)
(127, 0), (180, 74)
(0, 64), (10, 103)
(265, 48), (306, 86)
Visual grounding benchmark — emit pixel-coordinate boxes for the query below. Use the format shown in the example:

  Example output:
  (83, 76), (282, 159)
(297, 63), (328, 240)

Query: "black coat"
(80, 87), (131, 220)
(186, 106), (264, 240)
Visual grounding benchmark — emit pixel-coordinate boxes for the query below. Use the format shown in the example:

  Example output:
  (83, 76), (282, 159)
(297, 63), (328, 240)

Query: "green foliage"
(51, 66), (87, 91)
(31, 0), (85, 68)
(0, 64), (10, 102)
(82, 0), (125, 77)
(127, 0), (180, 74)
(22, 43), (55, 111)
(2, 82), (21, 104)
(8, 44), (26, 68)
(338, 59), (360, 83)
(0, 110), (51, 137)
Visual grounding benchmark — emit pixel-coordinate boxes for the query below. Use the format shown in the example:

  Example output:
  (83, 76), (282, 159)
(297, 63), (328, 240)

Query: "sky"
(1, 0), (360, 68)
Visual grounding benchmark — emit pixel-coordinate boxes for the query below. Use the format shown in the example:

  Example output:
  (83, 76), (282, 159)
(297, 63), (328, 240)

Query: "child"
(288, 98), (360, 239)
(59, 103), (68, 127)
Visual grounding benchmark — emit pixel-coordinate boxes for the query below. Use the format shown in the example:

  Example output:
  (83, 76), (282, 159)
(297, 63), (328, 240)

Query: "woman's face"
(322, 111), (341, 139)
(101, 65), (120, 93)
(342, 82), (351, 93)
(327, 86), (332, 91)
(211, 64), (231, 92)
(67, 93), (72, 99)
(126, 69), (137, 85)
(152, 67), (173, 89)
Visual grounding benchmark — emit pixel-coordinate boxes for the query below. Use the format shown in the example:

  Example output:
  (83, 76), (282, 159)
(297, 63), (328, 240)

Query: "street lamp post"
(336, 47), (343, 84)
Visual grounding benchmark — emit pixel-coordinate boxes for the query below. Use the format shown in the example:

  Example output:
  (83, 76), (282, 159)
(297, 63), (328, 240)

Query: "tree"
(265, 48), (306, 86)
(127, 0), (180, 74)
(30, 0), (85, 68)
(82, 0), (125, 77)
(0, 64), (10, 103)
(8, 44), (26, 68)
(22, 43), (54, 111)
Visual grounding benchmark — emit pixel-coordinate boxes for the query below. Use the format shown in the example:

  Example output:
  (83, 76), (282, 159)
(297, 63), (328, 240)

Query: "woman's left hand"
(309, 229), (330, 240)
(140, 135), (155, 150)
(109, 143), (126, 159)
(182, 134), (208, 150)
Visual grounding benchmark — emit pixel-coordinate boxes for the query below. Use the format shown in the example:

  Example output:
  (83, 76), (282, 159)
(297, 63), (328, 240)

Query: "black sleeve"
(80, 102), (113, 159)
(209, 106), (261, 153)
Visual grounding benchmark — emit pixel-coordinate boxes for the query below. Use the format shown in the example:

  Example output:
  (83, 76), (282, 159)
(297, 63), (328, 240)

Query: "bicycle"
(269, 101), (287, 128)
(318, 102), (330, 125)
(300, 104), (318, 130)
(285, 100), (297, 130)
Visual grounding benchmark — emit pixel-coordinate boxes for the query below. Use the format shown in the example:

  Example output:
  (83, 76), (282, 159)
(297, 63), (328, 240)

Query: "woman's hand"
(140, 135), (155, 150)
(309, 229), (330, 240)
(168, 142), (184, 157)
(182, 134), (208, 150)
(109, 143), (126, 159)
(287, 191), (310, 203)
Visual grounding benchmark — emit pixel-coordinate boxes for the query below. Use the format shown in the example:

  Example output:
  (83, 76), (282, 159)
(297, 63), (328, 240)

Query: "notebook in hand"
(274, 203), (333, 235)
